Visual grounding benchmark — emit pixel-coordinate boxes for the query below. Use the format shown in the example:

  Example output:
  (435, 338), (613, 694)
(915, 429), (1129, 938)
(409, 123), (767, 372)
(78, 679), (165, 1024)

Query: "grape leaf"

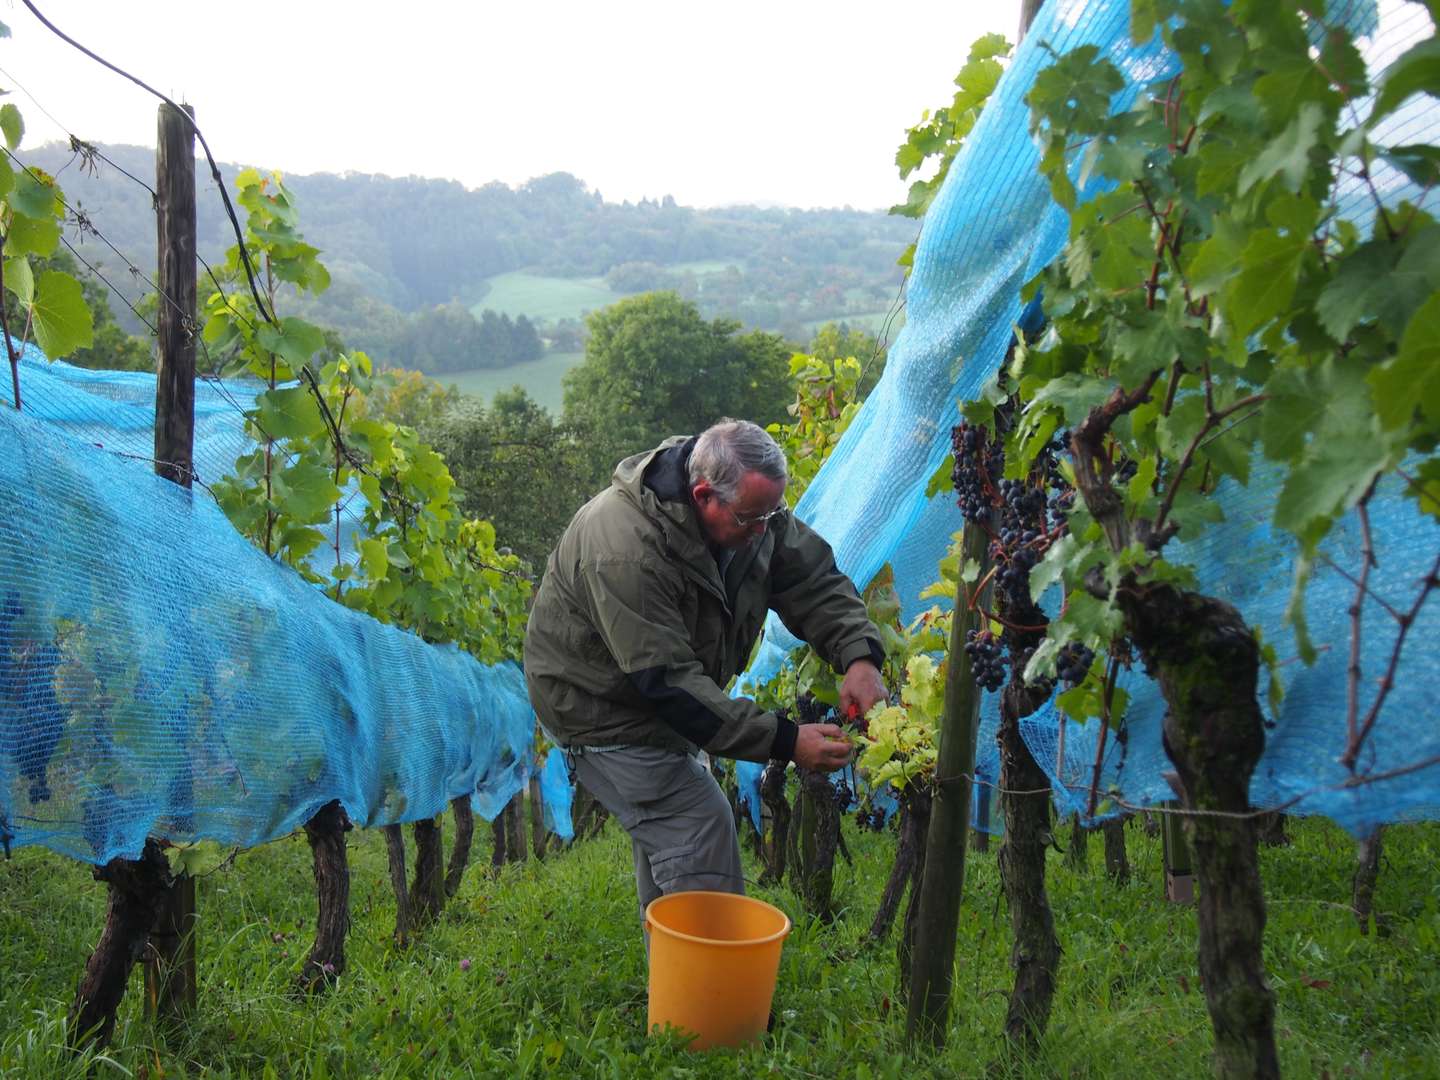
(1369, 36), (1440, 127)
(29, 270), (93, 359)
(0, 103), (23, 151)
(1369, 292), (1440, 429)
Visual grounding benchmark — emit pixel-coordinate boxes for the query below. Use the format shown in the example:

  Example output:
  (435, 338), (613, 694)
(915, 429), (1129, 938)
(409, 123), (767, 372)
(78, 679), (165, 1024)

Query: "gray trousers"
(571, 745), (744, 925)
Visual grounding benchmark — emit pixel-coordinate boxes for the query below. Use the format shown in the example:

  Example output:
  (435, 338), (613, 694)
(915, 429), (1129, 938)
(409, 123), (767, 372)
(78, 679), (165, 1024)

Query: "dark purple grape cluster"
(998, 478), (1046, 537)
(951, 422), (1003, 523)
(1056, 641), (1095, 686)
(855, 807), (887, 831)
(833, 779), (854, 809)
(795, 694), (830, 725)
(964, 629), (1007, 691)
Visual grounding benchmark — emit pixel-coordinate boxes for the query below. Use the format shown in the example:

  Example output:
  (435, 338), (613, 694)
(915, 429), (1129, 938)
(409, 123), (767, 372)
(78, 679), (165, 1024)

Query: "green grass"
(471, 264), (742, 327)
(3, 816), (1437, 1077)
(472, 273), (628, 324)
(440, 352), (584, 413)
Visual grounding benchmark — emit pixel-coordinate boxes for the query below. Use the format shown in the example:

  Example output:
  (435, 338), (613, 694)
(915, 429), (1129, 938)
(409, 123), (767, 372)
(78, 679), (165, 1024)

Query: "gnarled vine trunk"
(998, 682), (1061, 1048)
(1127, 584), (1279, 1080)
(793, 767), (840, 922)
(383, 824), (410, 947)
(1102, 818), (1130, 885)
(758, 760), (790, 887)
(297, 800), (351, 994)
(894, 786), (932, 1005)
(1353, 826), (1384, 935)
(869, 790), (926, 944)
(445, 795), (474, 898)
(410, 815), (446, 925)
(68, 839), (174, 1049)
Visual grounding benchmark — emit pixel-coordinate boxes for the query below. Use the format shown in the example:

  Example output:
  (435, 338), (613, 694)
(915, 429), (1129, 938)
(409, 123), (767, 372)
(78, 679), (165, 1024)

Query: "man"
(523, 419), (887, 922)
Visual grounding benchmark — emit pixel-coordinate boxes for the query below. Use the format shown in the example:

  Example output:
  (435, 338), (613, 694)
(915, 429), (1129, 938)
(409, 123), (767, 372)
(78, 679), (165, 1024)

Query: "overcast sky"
(0, 0), (1024, 210)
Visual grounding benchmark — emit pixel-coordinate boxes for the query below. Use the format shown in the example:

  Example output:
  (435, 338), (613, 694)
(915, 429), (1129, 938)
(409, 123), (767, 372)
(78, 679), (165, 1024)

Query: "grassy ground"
(1, 815), (1436, 1078)
(471, 263), (745, 326)
(441, 352), (584, 412)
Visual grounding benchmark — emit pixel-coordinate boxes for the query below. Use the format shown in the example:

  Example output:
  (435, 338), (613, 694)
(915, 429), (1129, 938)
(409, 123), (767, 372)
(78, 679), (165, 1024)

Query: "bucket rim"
(645, 890), (792, 948)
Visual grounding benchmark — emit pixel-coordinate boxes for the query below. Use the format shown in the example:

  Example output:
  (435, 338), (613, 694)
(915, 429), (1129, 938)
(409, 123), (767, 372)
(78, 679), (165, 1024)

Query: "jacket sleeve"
(577, 555), (799, 763)
(768, 515), (885, 675)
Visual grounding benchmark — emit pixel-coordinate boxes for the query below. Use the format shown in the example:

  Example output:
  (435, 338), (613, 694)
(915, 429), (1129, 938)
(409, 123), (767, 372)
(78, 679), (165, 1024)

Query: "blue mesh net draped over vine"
(0, 349), (536, 864)
(741, 0), (1440, 837)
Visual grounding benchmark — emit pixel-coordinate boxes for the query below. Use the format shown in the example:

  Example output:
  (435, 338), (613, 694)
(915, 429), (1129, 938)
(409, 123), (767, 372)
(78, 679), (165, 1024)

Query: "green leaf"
(1224, 229), (1307, 338)
(255, 316), (326, 368)
(925, 454), (954, 499)
(1025, 373), (1117, 426)
(1379, 143), (1440, 187)
(966, 32), (1011, 64)
(1237, 101), (1324, 195)
(10, 167), (57, 219)
(0, 103), (23, 151)
(271, 457), (342, 523)
(1405, 459), (1440, 522)
(1274, 432), (1390, 548)
(1186, 220), (1245, 297)
(3, 210), (59, 257)
(254, 385), (328, 441)
(1370, 292), (1440, 429)
(28, 270), (94, 359)
(1369, 36), (1440, 127)
(359, 537), (390, 581)
(3, 255), (33, 304)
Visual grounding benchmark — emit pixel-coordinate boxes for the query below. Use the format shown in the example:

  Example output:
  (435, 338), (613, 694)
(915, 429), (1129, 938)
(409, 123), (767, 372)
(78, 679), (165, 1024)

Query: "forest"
(25, 141), (913, 371)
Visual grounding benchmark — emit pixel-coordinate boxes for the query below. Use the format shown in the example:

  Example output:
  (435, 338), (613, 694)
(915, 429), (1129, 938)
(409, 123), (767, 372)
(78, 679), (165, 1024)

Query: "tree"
(361, 367), (460, 439)
(561, 291), (793, 480)
(431, 387), (591, 571)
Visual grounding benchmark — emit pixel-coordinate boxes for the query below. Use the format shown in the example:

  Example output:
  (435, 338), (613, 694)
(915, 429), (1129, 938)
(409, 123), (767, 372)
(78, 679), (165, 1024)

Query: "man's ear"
(691, 481), (713, 504)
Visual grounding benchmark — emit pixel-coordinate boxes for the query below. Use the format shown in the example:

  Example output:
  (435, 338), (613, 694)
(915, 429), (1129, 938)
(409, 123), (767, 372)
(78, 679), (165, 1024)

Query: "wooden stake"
(143, 100), (199, 1024)
(906, 518), (991, 1046)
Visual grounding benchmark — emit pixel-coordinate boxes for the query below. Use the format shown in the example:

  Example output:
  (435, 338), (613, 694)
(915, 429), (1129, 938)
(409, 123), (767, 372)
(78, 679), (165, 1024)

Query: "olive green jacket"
(523, 436), (883, 763)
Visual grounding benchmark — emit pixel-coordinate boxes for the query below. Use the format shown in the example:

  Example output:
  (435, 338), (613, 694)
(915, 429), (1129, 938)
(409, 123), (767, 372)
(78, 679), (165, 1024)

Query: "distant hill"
(25, 142), (913, 370)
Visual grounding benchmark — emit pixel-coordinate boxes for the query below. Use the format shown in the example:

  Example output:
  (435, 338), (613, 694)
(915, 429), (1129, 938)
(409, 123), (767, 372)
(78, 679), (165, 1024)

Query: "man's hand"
(793, 723), (853, 772)
(839, 659), (888, 726)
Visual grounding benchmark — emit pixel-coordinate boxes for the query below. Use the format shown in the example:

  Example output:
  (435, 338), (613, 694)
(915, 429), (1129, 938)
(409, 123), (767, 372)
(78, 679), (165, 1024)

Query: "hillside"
(27, 142), (913, 371)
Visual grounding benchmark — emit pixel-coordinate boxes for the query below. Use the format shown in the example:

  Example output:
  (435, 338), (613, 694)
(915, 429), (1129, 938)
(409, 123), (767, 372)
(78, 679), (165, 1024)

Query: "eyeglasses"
(727, 501), (788, 529)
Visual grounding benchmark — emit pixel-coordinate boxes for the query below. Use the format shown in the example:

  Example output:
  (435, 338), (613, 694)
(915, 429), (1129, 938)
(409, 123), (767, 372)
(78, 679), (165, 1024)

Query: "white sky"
(0, 0), (1023, 210)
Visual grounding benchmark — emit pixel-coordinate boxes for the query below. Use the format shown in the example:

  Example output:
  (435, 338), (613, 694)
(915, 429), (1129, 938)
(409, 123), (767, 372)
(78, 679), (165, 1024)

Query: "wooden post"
(1019, 0), (1046, 39)
(1161, 802), (1194, 903)
(144, 100), (199, 1023)
(906, 519), (991, 1045)
(154, 102), (196, 487)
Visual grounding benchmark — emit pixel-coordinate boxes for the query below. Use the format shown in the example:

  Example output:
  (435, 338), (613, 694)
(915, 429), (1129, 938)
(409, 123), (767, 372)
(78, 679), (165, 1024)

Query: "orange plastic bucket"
(645, 890), (792, 1050)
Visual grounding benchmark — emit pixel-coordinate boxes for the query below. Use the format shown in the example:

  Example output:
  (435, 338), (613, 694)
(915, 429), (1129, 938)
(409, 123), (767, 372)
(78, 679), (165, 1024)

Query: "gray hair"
(688, 419), (787, 503)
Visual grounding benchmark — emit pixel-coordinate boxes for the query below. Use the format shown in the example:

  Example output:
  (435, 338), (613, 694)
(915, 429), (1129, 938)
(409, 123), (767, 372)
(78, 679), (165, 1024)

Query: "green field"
(441, 352), (584, 413)
(472, 273), (626, 324)
(3, 816), (1437, 1077)
(471, 263), (745, 327)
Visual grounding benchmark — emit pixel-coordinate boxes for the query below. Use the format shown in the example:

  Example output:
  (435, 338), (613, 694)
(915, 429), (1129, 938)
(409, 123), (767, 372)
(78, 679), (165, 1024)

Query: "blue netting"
(540, 748), (574, 842)
(737, 759), (764, 833)
(1, 348), (536, 864)
(744, 0), (1439, 837)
